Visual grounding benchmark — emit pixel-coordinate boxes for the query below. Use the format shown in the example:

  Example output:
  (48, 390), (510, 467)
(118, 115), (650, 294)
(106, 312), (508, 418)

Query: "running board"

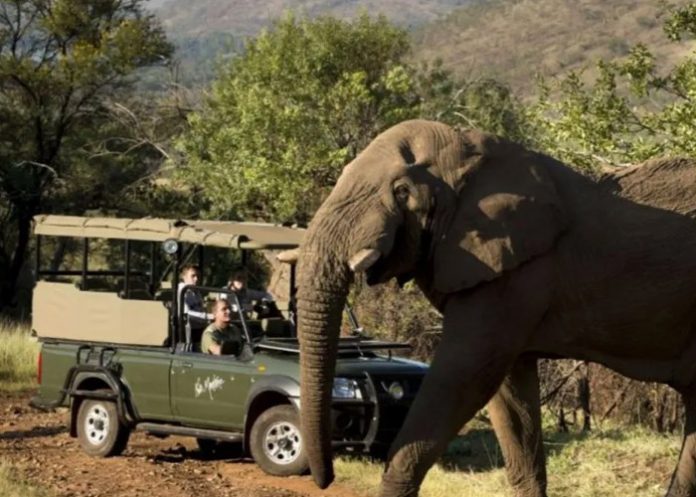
(136, 422), (243, 442)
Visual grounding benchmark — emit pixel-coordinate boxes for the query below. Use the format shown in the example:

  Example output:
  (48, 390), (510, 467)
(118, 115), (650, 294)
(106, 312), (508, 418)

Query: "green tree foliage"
(528, 2), (696, 169)
(176, 14), (425, 223)
(176, 13), (531, 223)
(0, 0), (172, 311)
(428, 73), (533, 145)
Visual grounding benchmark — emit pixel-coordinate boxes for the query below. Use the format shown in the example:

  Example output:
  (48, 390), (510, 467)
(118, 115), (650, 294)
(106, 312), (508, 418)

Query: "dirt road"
(0, 391), (365, 497)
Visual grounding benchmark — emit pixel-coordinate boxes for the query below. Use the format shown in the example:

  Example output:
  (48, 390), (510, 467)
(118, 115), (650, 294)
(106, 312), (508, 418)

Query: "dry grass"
(0, 460), (54, 497)
(0, 320), (38, 390)
(157, 0), (478, 38)
(412, 0), (696, 95)
(336, 422), (680, 497)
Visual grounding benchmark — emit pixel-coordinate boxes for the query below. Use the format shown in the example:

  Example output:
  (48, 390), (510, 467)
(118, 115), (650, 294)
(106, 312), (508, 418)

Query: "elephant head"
(296, 119), (567, 488)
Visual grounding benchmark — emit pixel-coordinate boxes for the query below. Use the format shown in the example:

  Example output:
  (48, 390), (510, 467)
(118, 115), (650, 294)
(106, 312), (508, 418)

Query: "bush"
(0, 321), (38, 390)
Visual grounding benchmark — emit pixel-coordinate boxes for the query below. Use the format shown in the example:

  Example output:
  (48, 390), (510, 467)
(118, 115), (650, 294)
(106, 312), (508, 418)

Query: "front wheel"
(249, 405), (308, 476)
(76, 397), (130, 457)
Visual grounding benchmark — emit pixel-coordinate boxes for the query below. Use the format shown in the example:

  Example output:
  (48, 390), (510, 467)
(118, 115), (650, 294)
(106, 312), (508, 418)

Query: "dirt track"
(0, 391), (365, 497)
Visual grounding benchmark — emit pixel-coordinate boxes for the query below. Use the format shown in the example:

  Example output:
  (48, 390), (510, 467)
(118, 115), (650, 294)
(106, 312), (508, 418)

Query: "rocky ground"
(0, 391), (364, 497)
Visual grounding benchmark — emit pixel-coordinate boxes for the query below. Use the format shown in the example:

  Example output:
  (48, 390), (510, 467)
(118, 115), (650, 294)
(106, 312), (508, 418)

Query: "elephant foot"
(665, 390), (696, 497)
(378, 473), (420, 497)
(510, 478), (548, 497)
(666, 485), (696, 497)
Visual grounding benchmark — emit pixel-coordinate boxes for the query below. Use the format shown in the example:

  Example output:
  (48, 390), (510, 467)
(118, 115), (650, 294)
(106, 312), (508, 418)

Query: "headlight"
(162, 238), (179, 255)
(332, 377), (362, 400)
(387, 381), (404, 400)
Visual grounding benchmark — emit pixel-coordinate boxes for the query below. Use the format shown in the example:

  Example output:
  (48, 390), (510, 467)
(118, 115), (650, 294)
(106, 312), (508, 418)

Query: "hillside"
(151, 0), (696, 93)
(412, 0), (696, 94)
(155, 0), (475, 38)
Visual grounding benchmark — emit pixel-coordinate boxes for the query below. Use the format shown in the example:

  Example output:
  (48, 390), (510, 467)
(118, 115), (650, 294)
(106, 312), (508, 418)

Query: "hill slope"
(152, 0), (696, 93)
(412, 0), (695, 94)
(156, 0), (475, 38)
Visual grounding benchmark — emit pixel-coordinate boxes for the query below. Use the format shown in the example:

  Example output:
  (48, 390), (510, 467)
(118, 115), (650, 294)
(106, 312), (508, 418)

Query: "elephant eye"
(394, 184), (410, 205)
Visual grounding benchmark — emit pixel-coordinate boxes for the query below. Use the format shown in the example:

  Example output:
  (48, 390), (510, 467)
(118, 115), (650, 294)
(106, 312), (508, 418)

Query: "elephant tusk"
(348, 248), (381, 273)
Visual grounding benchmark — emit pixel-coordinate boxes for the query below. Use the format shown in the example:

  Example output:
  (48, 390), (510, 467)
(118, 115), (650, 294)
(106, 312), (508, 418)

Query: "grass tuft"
(0, 320), (38, 390)
(0, 460), (54, 497)
(336, 423), (680, 497)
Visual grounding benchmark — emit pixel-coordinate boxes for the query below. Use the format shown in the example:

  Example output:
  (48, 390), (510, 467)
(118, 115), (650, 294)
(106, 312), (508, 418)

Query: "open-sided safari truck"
(30, 215), (428, 476)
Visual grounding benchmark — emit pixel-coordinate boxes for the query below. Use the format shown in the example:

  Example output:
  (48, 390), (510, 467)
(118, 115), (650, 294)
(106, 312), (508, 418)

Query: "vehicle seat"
(244, 319), (265, 341)
(155, 288), (173, 302)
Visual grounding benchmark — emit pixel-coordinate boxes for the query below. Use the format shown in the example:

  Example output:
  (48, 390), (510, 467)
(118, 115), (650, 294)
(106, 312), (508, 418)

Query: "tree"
(0, 0), (172, 312)
(528, 2), (696, 170)
(176, 13), (534, 224)
(175, 13), (425, 223)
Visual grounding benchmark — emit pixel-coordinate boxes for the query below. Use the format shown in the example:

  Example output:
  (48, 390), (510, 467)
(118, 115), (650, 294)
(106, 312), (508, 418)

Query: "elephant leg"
(379, 340), (513, 497)
(488, 355), (547, 497)
(666, 389), (696, 497)
(379, 273), (549, 497)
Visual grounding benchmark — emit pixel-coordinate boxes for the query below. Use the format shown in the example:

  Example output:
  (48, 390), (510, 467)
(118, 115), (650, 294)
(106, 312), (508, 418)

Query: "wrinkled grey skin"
(296, 119), (696, 497)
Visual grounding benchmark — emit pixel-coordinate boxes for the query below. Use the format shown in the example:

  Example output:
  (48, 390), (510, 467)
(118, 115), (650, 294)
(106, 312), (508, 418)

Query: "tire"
(249, 405), (308, 476)
(76, 396), (130, 457)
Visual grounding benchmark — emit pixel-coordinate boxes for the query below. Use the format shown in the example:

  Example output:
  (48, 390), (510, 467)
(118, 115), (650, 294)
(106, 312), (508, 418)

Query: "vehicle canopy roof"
(34, 215), (305, 250)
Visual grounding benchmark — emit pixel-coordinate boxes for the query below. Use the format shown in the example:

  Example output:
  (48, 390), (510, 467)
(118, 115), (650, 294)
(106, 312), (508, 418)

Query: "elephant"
(295, 118), (696, 497)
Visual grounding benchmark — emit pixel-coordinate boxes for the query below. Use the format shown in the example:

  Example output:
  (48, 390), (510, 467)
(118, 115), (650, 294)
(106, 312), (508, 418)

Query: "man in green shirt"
(201, 299), (243, 355)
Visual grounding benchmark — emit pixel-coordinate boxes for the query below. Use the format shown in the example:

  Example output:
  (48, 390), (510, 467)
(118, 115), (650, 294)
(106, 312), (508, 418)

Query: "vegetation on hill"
(155, 0), (476, 38)
(526, 2), (696, 168)
(174, 13), (526, 223)
(413, 0), (694, 94)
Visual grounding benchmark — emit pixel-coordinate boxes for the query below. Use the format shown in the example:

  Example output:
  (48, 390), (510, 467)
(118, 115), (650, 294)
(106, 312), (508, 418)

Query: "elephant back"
(600, 157), (696, 218)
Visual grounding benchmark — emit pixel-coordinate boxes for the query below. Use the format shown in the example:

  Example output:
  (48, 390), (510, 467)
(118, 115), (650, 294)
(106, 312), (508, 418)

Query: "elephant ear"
(432, 132), (567, 293)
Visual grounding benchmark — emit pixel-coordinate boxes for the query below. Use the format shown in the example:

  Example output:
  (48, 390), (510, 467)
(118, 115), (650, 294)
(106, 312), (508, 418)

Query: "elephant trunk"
(297, 235), (351, 488)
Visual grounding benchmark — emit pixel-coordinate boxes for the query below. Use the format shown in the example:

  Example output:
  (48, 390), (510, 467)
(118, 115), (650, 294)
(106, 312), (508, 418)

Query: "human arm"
(207, 342), (223, 355)
(181, 288), (213, 325)
(201, 327), (242, 355)
(246, 288), (274, 302)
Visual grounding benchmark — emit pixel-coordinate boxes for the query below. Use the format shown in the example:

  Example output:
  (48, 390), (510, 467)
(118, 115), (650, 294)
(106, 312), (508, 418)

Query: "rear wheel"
(76, 396), (130, 457)
(249, 405), (308, 476)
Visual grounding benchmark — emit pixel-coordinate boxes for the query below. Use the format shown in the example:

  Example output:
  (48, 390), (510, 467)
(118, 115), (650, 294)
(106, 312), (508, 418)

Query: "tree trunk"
(0, 208), (34, 313)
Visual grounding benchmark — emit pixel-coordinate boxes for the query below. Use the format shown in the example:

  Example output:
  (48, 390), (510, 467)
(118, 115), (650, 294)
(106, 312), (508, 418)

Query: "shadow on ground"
(439, 425), (632, 472)
(0, 424), (66, 440)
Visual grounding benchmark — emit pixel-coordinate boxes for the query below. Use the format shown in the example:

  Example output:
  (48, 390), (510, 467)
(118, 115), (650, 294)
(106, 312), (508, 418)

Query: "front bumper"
(330, 372), (423, 453)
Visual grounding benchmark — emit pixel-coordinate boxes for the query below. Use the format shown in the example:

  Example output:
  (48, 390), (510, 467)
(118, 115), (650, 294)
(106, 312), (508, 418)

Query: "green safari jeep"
(29, 215), (428, 476)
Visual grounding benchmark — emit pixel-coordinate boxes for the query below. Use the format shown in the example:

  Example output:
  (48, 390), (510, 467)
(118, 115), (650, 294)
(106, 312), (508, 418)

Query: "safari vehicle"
(29, 215), (428, 476)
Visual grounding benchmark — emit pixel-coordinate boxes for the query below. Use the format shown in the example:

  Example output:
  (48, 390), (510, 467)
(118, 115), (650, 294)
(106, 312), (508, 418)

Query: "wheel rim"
(84, 403), (110, 446)
(262, 420), (302, 465)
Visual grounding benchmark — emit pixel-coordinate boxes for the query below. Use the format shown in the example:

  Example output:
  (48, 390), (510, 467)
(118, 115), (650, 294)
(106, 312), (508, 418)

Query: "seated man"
(201, 299), (243, 355)
(178, 264), (212, 330)
(220, 270), (275, 316)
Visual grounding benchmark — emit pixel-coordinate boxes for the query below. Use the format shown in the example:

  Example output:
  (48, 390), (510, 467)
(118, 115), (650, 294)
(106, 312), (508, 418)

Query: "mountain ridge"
(153, 0), (696, 94)
(155, 0), (475, 37)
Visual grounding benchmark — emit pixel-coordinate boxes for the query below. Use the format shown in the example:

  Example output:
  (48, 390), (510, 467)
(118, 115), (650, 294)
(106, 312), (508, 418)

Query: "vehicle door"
(170, 348), (257, 430)
(117, 347), (174, 421)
